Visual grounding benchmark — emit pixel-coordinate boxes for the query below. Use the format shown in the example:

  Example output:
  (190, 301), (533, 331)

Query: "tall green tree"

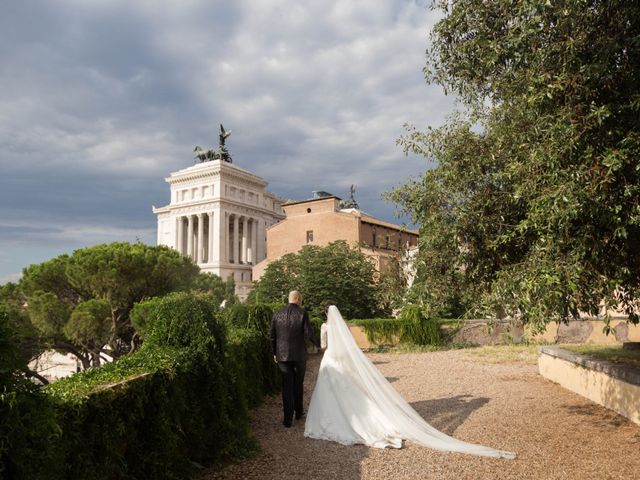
(19, 242), (200, 367)
(251, 241), (383, 318)
(0, 283), (42, 374)
(64, 242), (200, 354)
(389, 0), (640, 330)
(190, 272), (238, 306)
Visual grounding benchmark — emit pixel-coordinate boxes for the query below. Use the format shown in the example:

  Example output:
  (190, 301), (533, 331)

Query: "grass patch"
(365, 342), (539, 364)
(460, 344), (540, 365)
(560, 344), (640, 369)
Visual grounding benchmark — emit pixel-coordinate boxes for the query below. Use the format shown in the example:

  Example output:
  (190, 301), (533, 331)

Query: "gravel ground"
(201, 350), (640, 480)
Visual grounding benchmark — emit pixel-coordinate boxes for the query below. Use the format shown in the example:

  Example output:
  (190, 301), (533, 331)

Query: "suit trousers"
(277, 360), (306, 423)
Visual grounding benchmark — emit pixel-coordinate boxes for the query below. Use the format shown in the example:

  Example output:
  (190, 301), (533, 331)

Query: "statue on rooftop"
(193, 124), (233, 163)
(340, 184), (359, 209)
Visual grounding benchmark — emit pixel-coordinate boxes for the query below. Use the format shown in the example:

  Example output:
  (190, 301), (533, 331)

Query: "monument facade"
(152, 159), (284, 300)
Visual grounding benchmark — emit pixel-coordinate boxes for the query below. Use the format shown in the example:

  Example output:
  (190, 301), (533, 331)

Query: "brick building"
(252, 192), (418, 280)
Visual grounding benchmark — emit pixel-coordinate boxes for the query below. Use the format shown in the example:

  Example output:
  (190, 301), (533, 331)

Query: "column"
(251, 218), (258, 264)
(197, 213), (204, 264)
(223, 211), (229, 263)
(241, 217), (248, 264)
(176, 216), (184, 254)
(232, 214), (239, 264)
(257, 219), (266, 262)
(208, 212), (214, 263)
(187, 215), (194, 259)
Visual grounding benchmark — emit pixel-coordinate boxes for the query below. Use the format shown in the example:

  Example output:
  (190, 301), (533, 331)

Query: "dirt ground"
(201, 350), (640, 480)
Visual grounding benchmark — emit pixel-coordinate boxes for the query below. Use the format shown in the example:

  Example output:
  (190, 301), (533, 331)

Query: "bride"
(304, 305), (516, 459)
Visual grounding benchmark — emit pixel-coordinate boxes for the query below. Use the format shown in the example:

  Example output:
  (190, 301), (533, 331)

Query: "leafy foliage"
(375, 253), (410, 313)
(351, 305), (442, 347)
(0, 284), (44, 369)
(63, 299), (112, 366)
(251, 240), (383, 318)
(17, 242), (201, 368)
(0, 304), (28, 392)
(64, 242), (200, 352)
(190, 272), (238, 306)
(389, 0), (640, 331)
(1, 294), (280, 479)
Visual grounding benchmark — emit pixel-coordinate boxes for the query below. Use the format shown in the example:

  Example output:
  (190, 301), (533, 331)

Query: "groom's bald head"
(288, 290), (302, 305)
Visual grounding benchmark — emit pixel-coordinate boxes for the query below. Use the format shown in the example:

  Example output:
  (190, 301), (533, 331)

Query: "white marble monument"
(152, 160), (284, 300)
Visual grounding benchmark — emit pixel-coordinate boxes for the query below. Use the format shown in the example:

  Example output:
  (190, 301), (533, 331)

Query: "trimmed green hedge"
(0, 293), (279, 480)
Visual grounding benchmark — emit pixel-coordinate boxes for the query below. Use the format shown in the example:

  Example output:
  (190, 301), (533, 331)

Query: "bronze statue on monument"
(340, 184), (359, 209)
(194, 124), (233, 163)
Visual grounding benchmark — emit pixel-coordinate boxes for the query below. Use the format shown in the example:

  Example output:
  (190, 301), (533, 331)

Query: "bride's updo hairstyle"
(323, 300), (337, 318)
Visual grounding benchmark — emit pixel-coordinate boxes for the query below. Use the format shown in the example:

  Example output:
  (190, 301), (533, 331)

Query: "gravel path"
(201, 350), (640, 480)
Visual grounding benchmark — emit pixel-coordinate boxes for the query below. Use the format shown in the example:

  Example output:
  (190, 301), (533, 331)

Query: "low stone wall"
(538, 346), (640, 425)
(530, 318), (640, 344)
(447, 320), (525, 345)
(349, 325), (374, 349)
(348, 319), (640, 349)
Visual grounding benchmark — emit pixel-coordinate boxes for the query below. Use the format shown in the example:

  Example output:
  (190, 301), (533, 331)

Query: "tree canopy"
(389, 0), (640, 330)
(250, 240), (384, 318)
(14, 242), (202, 372)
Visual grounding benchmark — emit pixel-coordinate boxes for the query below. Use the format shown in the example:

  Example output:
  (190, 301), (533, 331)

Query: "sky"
(0, 0), (454, 283)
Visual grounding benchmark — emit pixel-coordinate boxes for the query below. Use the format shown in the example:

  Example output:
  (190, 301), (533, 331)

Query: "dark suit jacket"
(270, 303), (318, 362)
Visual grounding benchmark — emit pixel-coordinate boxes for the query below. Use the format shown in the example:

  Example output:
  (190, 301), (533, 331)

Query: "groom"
(270, 290), (319, 427)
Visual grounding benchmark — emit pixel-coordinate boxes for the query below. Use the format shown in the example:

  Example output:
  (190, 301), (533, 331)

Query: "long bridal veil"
(304, 306), (516, 459)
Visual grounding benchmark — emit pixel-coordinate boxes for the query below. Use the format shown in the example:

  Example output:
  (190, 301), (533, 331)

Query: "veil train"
(304, 306), (516, 459)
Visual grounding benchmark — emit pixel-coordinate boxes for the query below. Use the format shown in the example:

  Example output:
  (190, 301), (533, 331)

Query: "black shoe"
(295, 411), (305, 420)
(283, 420), (292, 428)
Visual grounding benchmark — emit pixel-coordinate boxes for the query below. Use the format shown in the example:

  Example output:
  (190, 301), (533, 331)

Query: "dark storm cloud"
(0, 0), (452, 280)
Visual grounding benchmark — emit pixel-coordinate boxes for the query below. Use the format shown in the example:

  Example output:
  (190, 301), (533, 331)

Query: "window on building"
(306, 230), (314, 243)
(372, 232), (377, 248)
(385, 235), (390, 249)
(306, 208), (312, 213)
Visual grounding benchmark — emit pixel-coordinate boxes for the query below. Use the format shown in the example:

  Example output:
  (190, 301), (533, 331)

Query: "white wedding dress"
(304, 306), (516, 459)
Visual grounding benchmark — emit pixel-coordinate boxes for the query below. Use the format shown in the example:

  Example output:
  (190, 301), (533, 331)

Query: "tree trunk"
(91, 350), (101, 368)
(25, 368), (50, 385)
(109, 307), (131, 358)
(52, 341), (92, 370)
(130, 332), (140, 354)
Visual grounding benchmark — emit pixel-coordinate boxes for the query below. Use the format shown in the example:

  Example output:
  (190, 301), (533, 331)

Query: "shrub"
(398, 305), (442, 346)
(351, 306), (442, 347)
(1, 295), (280, 479)
(350, 318), (402, 345)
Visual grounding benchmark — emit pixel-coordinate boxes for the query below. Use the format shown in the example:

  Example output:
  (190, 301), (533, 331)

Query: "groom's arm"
(303, 310), (320, 348)
(270, 316), (278, 363)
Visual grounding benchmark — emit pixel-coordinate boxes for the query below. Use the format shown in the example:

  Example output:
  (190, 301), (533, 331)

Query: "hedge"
(0, 293), (279, 480)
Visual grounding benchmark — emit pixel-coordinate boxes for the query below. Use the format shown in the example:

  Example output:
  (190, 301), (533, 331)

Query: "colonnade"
(174, 211), (262, 266)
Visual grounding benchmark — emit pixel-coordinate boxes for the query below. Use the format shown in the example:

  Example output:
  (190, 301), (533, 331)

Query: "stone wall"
(348, 318), (640, 349)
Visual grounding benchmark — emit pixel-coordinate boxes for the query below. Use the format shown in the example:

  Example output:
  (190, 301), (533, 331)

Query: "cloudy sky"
(0, 0), (453, 283)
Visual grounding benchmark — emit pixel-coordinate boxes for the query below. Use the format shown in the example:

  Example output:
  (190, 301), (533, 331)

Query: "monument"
(153, 127), (285, 300)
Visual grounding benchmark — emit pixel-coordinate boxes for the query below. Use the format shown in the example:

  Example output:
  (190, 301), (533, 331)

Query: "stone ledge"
(538, 347), (640, 425)
(539, 346), (640, 386)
